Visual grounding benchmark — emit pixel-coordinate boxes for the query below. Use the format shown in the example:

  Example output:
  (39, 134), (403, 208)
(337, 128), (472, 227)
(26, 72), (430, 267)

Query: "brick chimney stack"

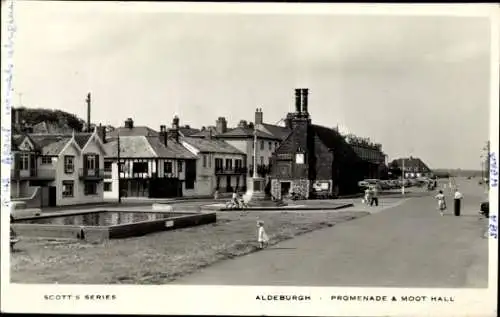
(159, 125), (168, 146)
(124, 118), (134, 129)
(97, 123), (107, 144)
(168, 115), (180, 143)
(255, 108), (263, 125)
(301, 88), (309, 115)
(215, 117), (227, 134)
(295, 89), (301, 114)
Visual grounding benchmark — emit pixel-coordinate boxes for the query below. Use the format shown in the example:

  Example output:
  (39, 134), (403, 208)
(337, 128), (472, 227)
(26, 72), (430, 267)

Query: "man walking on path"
(454, 189), (464, 216)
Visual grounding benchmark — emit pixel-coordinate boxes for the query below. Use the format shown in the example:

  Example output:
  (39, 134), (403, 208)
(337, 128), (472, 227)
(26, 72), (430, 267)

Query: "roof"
(12, 134), (24, 149)
(217, 127), (279, 140)
(41, 138), (73, 156)
(259, 123), (291, 141)
(393, 157), (431, 171)
(73, 133), (92, 148)
(107, 126), (159, 138)
(104, 136), (196, 159)
(182, 137), (245, 154)
(179, 127), (201, 137)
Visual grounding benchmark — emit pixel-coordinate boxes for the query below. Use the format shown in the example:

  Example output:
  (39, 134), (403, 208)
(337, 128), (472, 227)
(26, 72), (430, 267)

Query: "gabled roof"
(259, 123), (291, 141)
(42, 138), (73, 156)
(107, 126), (159, 138)
(217, 127), (279, 140)
(74, 133), (92, 148)
(104, 136), (196, 159)
(146, 136), (197, 159)
(182, 137), (245, 154)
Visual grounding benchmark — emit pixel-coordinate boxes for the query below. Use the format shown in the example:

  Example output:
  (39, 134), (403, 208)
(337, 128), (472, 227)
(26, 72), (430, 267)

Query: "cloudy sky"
(9, 2), (496, 169)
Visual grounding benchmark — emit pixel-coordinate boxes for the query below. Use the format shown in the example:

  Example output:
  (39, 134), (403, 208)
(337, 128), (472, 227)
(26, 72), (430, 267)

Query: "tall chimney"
(301, 88), (309, 114)
(14, 108), (20, 131)
(295, 89), (301, 113)
(255, 108), (263, 125)
(159, 125), (167, 146)
(86, 92), (91, 132)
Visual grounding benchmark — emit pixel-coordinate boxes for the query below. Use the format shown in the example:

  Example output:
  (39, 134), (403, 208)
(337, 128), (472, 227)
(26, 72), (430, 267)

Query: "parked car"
(10, 201), (42, 218)
(379, 180), (392, 190)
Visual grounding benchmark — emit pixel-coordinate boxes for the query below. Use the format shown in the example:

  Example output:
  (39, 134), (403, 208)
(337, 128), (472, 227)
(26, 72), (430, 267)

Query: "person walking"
(370, 185), (379, 206)
(257, 220), (269, 249)
(435, 190), (447, 216)
(453, 189), (463, 216)
(364, 187), (372, 205)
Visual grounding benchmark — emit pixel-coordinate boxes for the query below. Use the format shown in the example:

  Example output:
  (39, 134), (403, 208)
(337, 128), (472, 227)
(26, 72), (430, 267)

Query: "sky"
(8, 2), (496, 170)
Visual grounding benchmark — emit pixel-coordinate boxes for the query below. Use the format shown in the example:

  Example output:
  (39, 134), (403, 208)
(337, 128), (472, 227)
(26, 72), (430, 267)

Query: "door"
(280, 181), (291, 197)
(48, 186), (57, 207)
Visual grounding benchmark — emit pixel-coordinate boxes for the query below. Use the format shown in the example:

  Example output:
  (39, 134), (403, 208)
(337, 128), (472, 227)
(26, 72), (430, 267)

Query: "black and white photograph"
(1, 2), (498, 316)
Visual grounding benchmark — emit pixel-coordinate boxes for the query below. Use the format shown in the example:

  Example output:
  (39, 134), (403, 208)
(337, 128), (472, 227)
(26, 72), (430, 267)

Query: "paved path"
(173, 179), (488, 287)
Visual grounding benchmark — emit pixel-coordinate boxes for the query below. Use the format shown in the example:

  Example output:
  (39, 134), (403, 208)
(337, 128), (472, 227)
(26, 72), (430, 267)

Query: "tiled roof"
(41, 138), (72, 156)
(217, 127), (279, 140)
(179, 127), (201, 137)
(29, 134), (71, 151)
(104, 136), (196, 159)
(260, 123), (291, 141)
(146, 136), (197, 159)
(182, 137), (244, 154)
(74, 133), (92, 148)
(393, 158), (431, 172)
(107, 126), (159, 138)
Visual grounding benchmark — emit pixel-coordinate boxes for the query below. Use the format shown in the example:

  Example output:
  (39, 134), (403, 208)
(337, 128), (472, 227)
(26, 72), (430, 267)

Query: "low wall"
(12, 212), (217, 243)
(109, 212), (216, 239)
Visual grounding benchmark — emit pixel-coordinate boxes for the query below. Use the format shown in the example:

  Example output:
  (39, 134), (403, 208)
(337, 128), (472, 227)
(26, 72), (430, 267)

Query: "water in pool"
(16, 211), (178, 226)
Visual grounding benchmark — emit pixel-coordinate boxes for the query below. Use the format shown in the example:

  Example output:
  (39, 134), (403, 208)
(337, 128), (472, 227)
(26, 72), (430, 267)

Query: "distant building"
(11, 129), (107, 206)
(269, 88), (386, 199)
(181, 136), (247, 195)
(391, 157), (432, 178)
(103, 117), (198, 199)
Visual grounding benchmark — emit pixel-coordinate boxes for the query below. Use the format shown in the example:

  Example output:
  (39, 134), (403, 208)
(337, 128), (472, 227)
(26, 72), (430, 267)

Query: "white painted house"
(181, 136), (247, 195)
(11, 130), (107, 207)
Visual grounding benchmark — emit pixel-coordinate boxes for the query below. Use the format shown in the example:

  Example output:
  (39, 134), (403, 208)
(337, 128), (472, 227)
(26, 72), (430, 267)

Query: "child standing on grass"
(257, 220), (269, 249)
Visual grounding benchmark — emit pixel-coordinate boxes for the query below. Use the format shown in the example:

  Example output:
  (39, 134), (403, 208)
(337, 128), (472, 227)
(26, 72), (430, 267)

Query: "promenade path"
(174, 179), (489, 287)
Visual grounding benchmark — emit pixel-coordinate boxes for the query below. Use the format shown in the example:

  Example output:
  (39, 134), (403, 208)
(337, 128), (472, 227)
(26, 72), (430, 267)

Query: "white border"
(1, 2), (498, 316)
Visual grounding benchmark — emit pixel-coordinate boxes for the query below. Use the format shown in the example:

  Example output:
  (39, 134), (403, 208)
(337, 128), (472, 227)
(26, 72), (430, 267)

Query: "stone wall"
(270, 178), (310, 200)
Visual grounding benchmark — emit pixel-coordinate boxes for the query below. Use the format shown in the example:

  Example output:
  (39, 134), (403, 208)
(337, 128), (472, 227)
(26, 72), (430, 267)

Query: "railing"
(11, 168), (55, 180)
(214, 167), (248, 175)
(79, 168), (105, 180)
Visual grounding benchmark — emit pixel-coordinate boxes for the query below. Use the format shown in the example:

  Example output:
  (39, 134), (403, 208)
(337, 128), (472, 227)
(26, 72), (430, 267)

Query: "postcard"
(1, 2), (498, 316)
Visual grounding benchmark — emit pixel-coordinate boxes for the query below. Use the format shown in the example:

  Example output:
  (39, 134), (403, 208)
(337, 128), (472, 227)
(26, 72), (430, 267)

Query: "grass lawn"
(10, 210), (369, 284)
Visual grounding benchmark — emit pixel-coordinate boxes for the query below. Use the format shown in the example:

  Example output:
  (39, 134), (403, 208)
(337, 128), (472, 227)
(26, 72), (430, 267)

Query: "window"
(119, 162), (125, 173)
(62, 181), (74, 198)
(19, 154), (29, 170)
(268, 142), (272, 151)
(41, 156), (52, 165)
(85, 154), (97, 170)
(84, 182), (97, 195)
(185, 179), (195, 189)
(178, 160), (183, 172)
(215, 158), (223, 169)
(104, 161), (112, 172)
(104, 182), (112, 192)
(225, 159), (232, 170)
(202, 155), (207, 168)
(260, 140), (264, 150)
(64, 156), (74, 173)
(133, 162), (148, 173)
(164, 161), (173, 174)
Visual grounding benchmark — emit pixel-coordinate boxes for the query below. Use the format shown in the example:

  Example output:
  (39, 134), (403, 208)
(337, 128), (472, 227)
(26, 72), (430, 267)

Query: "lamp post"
(401, 158), (405, 195)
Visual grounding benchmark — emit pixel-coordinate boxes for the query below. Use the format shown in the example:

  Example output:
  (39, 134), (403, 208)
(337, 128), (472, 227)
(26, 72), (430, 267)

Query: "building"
(103, 117), (198, 199)
(269, 88), (386, 199)
(190, 111), (286, 180)
(391, 157), (433, 178)
(181, 136), (247, 195)
(11, 129), (107, 206)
